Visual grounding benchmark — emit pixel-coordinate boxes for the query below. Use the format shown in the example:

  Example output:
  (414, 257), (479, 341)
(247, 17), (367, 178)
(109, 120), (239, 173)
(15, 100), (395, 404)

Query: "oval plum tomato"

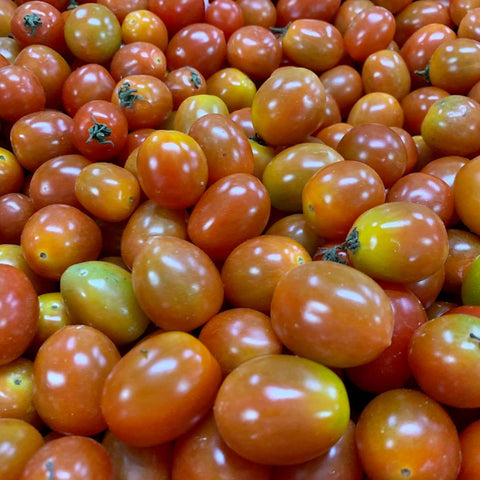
(33, 325), (121, 435)
(406, 265), (445, 309)
(333, 0), (374, 35)
(221, 235), (311, 313)
(102, 430), (173, 480)
(28, 154), (92, 210)
(271, 419), (363, 480)
(132, 236), (224, 331)
(147, 0), (205, 36)
(335, 123), (407, 188)
(355, 389), (461, 480)
(408, 313), (480, 408)
(270, 261), (394, 368)
(166, 23), (227, 79)
(429, 38), (480, 95)
(111, 74), (173, 130)
(188, 113), (255, 185)
(121, 9), (169, 50)
(214, 354), (350, 465)
(72, 100), (128, 162)
(10, 110), (76, 172)
(0, 193), (34, 244)
(101, 331), (222, 447)
(265, 139), (344, 214)
(251, 66), (326, 146)
(347, 92), (404, 127)
(0, 357), (38, 425)
(172, 412), (272, 480)
(421, 95), (480, 157)
(0, 418), (44, 480)
(280, 19), (344, 72)
(276, 0), (341, 25)
(236, 0), (277, 28)
(458, 7), (480, 40)
(20, 204), (102, 281)
(75, 162), (141, 222)
(120, 199), (188, 269)
(453, 156), (480, 236)
(343, 6), (396, 62)
(461, 254), (480, 305)
(303, 160), (386, 240)
(10, 0), (66, 51)
(164, 66), (207, 110)
(226, 25), (282, 80)
(20, 435), (115, 480)
(345, 283), (427, 393)
(14, 44), (71, 109)
(60, 260), (150, 345)
(187, 173), (271, 261)
(345, 201), (449, 283)
(0, 264), (38, 366)
(0, 64), (45, 123)
(62, 63), (116, 117)
(136, 129), (208, 209)
(109, 41), (167, 82)
(198, 308), (282, 375)
(64, 2), (122, 64)
(0, 147), (24, 196)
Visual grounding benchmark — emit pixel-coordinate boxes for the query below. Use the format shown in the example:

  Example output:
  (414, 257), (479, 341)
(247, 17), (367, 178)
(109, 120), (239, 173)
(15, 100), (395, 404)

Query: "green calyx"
(23, 13), (42, 36)
(86, 114), (114, 147)
(117, 81), (146, 108)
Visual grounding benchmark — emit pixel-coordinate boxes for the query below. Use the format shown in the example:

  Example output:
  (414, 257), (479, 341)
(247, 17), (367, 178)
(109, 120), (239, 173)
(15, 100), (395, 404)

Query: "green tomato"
(461, 255), (480, 305)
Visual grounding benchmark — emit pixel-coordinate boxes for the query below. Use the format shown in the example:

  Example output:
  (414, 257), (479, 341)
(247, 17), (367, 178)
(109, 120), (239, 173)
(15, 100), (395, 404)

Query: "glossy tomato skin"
(214, 354), (350, 466)
(348, 202), (449, 284)
(0, 264), (38, 366)
(251, 66), (326, 146)
(60, 261), (150, 346)
(172, 412), (272, 480)
(0, 193), (34, 243)
(458, 419), (480, 480)
(0, 147), (23, 197)
(355, 389), (461, 480)
(454, 157), (480, 236)
(187, 173), (271, 261)
(101, 331), (222, 447)
(270, 261), (394, 368)
(33, 325), (121, 436)
(20, 204), (103, 281)
(136, 130), (208, 209)
(148, 0), (205, 36)
(20, 435), (115, 480)
(132, 236), (224, 331)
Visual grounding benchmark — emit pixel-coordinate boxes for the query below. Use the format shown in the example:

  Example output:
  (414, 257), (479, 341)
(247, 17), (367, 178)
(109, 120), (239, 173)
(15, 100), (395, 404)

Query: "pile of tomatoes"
(3, 0), (480, 478)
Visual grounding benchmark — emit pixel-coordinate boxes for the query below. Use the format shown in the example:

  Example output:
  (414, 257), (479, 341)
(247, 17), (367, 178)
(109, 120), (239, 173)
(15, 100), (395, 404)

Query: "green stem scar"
(188, 67), (203, 89)
(117, 81), (146, 108)
(23, 14), (42, 35)
(87, 114), (114, 147)
(315, 227), (360, 265)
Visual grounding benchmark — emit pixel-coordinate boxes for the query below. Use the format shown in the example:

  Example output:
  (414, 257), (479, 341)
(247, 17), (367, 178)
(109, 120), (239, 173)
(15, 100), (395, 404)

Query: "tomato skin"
(20, 435), (115, 480)
(355, 389), (461, 480)
(214, 354), (350, 466)
(121, 9), (169, 50)
(101, 331), (222, 447)
(458, 419), (480, 480)
(0, 193), (34, 244)
(136, 129), (208, 209)
(64, 3), (122, 64)
(0, 147), (24, 196)
(270, 261), (394, 368)
(164, 66), (207, 110)
(147, 0), (205, 36)
(461, 254), (480, 305)
(348, 202), (449, 284)
(132, 236), (224, 332)
(0, 65), (46, 123)
(0, 264), (39, 366)
(60, 261), (150, 346)
(33, 325), (121, 436)
(251, 66), (326, 146)
(187, 173), (271, 261)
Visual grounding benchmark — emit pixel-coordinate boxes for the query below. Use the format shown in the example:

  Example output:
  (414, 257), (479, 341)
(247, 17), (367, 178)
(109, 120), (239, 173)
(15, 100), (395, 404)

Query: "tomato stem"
(86, 114), (114, 147)
(400, 468), (411, 478)
(187, 67), (203, 89)
(45, 460), (55, 480)
(315, 227), (360, 264)
(23, 13), (42, 36)
(249, 133), (267, 146)
(117, 81), (146, 108)
(414, 64), (431, 84)
(67, 0), (78, 9)
(469, 332), (480, 342)
(270, 22), (291, 37)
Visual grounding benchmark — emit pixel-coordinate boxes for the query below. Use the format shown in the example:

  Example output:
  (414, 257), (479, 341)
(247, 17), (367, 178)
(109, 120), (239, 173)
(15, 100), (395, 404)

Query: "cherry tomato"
(236, 0), (277, 28)
(347, 92), (404, 127)
(97, 0), (148, 24)
(121, 9), (168, 50)
(0, 264), (38, 366)
(101, 331), (222, 446)
(205, 0), (244, 40)
(164, 66), (207, 110)
(0, 147), (24, 196)
(214, 354), (350, 465)
(270, 261), (394, 368)
(454, 156), (480, 236)
(458, 419), (480, 480)
(276, 0), (341, 25)
(0, 193), (34, 243)
(147, 0), (205, 36)
(355, 388), (461, 480)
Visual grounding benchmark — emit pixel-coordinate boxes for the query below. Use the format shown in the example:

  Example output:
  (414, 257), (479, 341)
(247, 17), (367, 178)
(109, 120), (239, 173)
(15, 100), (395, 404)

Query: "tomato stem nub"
(117, 81), (146, 108)
(400, 468), (411, 478)
(23, 13), (42, 35)
(315, 227), (360, 264)
(45, 460), (55, 480)
(249, 133), (267, 146)
(67, 0), (78, 9)
(270, 21), (291, 37)
(187, 67), (203, 89)
(414, 64), (431, 84)
(469, 332), (480, 342)
(86, 114), (114, 147)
